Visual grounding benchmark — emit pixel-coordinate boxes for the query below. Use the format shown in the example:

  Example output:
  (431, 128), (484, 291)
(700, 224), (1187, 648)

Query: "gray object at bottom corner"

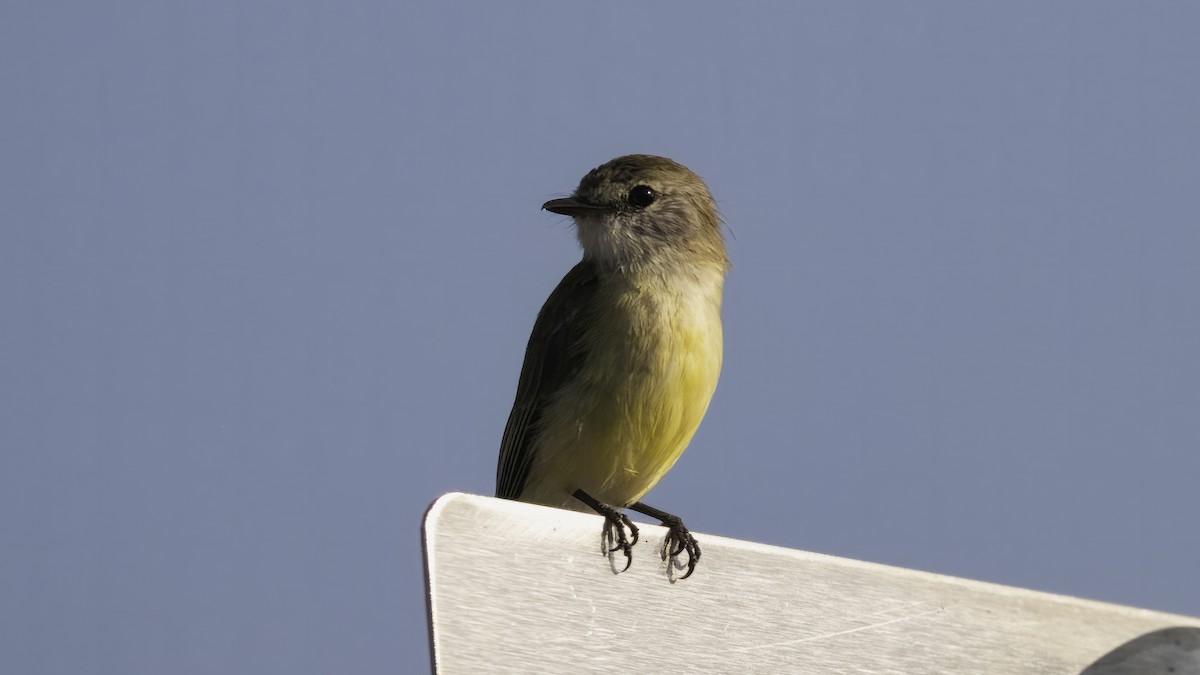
(422, 493), (1200, 675)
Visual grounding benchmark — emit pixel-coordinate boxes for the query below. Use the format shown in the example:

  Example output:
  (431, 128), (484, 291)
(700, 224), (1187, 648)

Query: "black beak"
(542, 197), (607, 217)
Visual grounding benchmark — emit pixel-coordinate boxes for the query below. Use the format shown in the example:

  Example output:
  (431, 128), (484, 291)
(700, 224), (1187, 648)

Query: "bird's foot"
(600, 510), (639, 573)
(657, 513), (701, 581)
(629, 501), (701, 581)
(573, 489), (639, 573)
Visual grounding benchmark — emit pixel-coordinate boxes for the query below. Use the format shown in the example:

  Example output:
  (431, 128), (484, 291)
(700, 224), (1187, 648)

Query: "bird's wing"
(496, 260), (599, 500)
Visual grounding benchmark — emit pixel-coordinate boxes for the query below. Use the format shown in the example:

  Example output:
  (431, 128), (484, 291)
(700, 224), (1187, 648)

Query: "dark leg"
(628, 501), (701, 580)
(573, 489), (639, 573)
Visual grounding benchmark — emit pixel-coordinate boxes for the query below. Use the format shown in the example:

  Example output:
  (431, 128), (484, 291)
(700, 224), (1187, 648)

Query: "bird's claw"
(659, 515), (701, 580)
(572, 490), (641, 574)
(600, 511), (639, 572)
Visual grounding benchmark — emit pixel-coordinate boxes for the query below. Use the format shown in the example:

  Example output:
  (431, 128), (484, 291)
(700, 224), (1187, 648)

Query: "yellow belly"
(520, 271), (724, 510)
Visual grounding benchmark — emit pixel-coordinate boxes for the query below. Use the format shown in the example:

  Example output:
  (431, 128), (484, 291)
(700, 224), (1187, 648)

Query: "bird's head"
(543, 155), (728, 271)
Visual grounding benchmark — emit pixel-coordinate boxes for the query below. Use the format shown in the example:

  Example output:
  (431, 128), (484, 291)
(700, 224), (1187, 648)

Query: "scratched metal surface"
(423, 493), (1200, 674)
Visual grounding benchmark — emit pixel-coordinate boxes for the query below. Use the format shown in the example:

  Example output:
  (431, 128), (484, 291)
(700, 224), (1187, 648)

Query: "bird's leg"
(572, 489), (639, 572)
(628, 501), (701, 580)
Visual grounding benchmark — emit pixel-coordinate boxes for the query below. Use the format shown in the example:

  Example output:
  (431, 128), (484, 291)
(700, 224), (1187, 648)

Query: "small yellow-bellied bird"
(496, 155), (728, 579)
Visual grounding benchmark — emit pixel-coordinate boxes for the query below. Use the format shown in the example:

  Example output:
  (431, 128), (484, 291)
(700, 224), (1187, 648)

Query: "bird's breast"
(529, 266), (725, 508)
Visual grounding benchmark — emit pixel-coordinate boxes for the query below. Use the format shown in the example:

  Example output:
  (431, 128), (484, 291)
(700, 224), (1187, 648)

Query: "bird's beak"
(542, 197), (607, 216)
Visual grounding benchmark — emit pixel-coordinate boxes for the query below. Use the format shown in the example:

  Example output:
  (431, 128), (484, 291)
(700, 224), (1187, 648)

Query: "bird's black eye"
(627, 185), (656, 208)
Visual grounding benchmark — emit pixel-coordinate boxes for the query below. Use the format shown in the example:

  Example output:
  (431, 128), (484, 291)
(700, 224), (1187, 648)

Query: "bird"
(496, 154), (728, 579)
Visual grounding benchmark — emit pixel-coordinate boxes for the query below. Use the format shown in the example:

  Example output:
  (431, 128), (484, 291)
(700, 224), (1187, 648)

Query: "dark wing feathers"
(495, 261), (599, 500)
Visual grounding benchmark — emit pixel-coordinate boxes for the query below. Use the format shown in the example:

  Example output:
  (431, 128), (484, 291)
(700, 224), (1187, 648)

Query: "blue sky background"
(3, 2), (1198, 673)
